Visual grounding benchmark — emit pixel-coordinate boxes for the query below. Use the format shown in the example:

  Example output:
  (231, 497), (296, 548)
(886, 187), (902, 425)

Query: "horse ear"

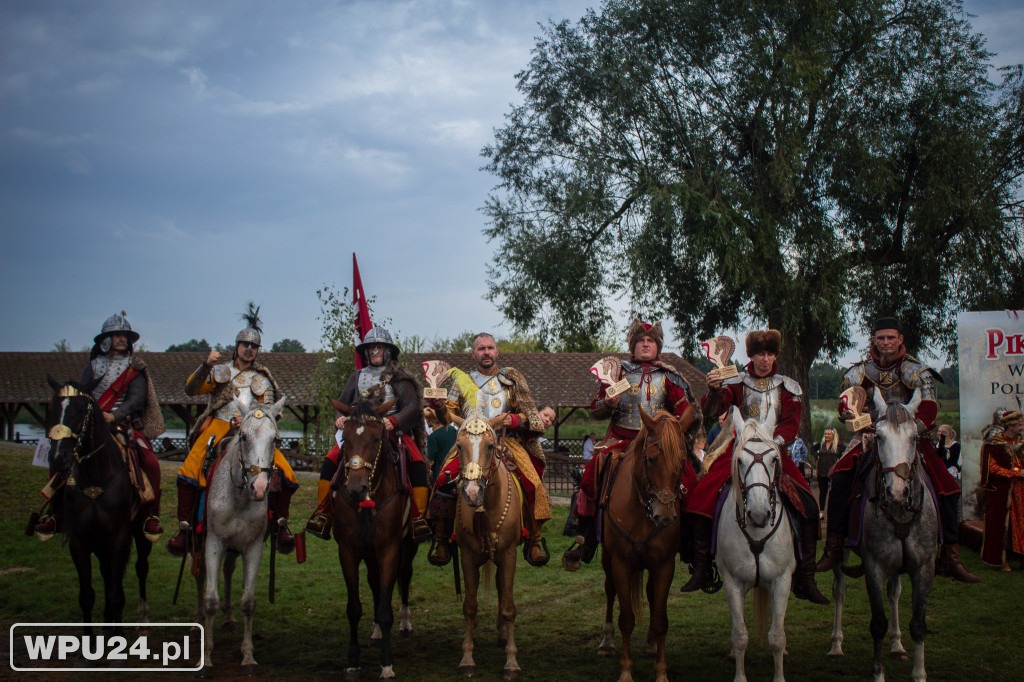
(81, 376), (102, 396)
(677, 404), (695, 432)
(761, 409), (777, 438)
(330, 398), (352, 416)
(488, 414), (505, 430)
(906, 388), (922, 417)
(639, 407), (657, 432)
(268, 395), (286, 420)
(375, 399), (396, 417)
(731, 406), (744, 435)
(872, 386), (887, 414)
(451, 413), (465, 428)
(47, 375), (61, 392)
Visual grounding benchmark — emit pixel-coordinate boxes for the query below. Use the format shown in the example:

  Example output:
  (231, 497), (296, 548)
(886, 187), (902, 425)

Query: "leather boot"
(526, 518), (549, 567)
(167, 480), (198, 557)
(274, 485), (296, 554)
(427, 518), (451, 566)
(792, 521), (829, 604)
(679, 516), (714, 592)
(411, 486), (433, 543)
(941, 544), (981, 583)
(561, 514), (595, 570)
(305, 479), (333, 540)
(143, 487), (163, 541)
(816, 531), (845, 572)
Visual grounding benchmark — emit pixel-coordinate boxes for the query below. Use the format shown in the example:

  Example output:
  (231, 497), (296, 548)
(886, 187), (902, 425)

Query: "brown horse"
(600, 406), (695, 682)
(330, 397), (417, 681)
(451, 412), (524, 680)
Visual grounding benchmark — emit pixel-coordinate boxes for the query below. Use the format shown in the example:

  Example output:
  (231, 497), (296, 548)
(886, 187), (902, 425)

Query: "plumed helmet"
(745, 329), (782, 356)
(626, 319), (663, 355)
(235, 302), (263, 347)
(357, 326), (399, 364)
(91, 311), (140, 358)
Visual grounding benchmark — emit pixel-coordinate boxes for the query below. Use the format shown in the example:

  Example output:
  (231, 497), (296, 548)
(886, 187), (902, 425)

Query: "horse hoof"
(827, 653), (844, 661)
(890, 651), (909, 661)
(241, 664), (258, 676)
(344, 667), (361, 682)
(399, 628), (412, 638)
(369, 637), (382, 648)
(503, 668), (522, 680)
(597, 646), (615, 657)
(380, 664), (395, 679)
(459, 664), (475, 677)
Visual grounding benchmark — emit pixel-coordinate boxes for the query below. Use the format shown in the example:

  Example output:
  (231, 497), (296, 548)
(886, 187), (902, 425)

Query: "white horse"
(716, 407), (795, 682)
(827, 388), (937, 682)
(201, 393), (285, 673)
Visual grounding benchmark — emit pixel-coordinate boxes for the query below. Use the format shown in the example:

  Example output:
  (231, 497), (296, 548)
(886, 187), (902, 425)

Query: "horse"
(827, 388), (937, 682)
(716, 407), (795, 682)
(200, 392), (286, 674)
(330, 396), (418, 681)
(44, 377), (152, 633)
(450, 412), (524, 680)
(600, 406), (695, 682)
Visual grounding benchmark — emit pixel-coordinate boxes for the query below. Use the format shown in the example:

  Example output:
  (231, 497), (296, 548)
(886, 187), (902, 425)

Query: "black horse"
(45, 377), (152, 632)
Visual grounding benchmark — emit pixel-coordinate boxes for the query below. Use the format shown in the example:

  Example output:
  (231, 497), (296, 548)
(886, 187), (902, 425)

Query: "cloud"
(283, 136), (412, 178)
(72, 73), (120, 95)
(181, 66), (208, 96)
(9, 127), (94, 147)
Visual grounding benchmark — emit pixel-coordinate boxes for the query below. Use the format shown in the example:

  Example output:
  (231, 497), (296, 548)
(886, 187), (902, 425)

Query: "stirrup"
(841, 561), (865, 578)
(276, 518), (295, 555)
(525, 536), (549, 567)
(305, 513), (331, 541)
(427, 537), (451, 567)
(562, 540), (583, 572)
(34, 515), (56, 542)
(411, 516), (433, 543)
(143, 515), (164, 543)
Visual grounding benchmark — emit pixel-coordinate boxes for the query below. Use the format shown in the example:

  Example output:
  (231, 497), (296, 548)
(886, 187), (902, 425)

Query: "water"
(8, 423), (308, 442)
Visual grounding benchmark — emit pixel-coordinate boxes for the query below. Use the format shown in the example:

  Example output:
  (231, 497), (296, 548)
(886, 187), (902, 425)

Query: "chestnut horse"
(600, 406), (695, 682)
(451, 412), (524, 680)
(330, 397), (417, 681)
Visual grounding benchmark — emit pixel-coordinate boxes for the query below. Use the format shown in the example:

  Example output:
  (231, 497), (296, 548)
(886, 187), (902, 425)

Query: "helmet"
(235, 302), (263, 348)
(356, 326), (399, 365)
(91, 311), (140, 357)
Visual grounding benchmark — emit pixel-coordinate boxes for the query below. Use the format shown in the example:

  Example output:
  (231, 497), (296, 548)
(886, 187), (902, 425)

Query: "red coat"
(980, 437), (1023, 565)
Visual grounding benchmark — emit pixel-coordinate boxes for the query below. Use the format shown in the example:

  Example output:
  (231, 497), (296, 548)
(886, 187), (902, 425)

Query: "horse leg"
(374, 551), (399, 679)
(238, 542), (261, 670)
(70, 541), (95, 634)
(367, 554), (383, 646)
(496, 546), (520, 680)
(598, 550), (615, 656)
(610, 559), (636, 682)
(864, 566), (889, 682)
(908, 562), (933, 682)
(134, 529), (151, 630)
(339, 548), (363, 680)
(886, 576), (906, 660)
(202, 535), (226, 672)
(100, 537), (130, 631)
(724, 578), (749, 682)
(768, 578), (791, 682)
(827, 565), (847, 659)
(221, 551), (238, 633)
(397, 537), (415, 638)
(459, 552), (479, 676)
(645, 560), (673, 682)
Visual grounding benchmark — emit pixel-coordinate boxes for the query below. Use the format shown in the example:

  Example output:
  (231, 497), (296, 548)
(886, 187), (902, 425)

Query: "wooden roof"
(0, 351), (708, 409)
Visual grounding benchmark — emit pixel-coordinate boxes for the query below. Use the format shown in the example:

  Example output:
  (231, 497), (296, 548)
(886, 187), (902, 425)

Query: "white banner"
(957, 309), (1024, 519)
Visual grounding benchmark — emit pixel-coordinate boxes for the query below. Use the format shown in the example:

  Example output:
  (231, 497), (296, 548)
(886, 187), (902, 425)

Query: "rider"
(979, 410), (1024, 569)
(680, 330), (829, 604)
(816, 317), (980, 582)
(561, 320), (698, 570)
(166, 304), (299, 556)
(427, 332), (552, 567)
(34, 312), (165, 541)
(305, 327), (430, 542)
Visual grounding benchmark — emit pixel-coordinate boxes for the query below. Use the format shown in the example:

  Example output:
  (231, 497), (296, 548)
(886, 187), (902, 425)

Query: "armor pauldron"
(251, 374), (271, 398)
(211, 363), (233, 384)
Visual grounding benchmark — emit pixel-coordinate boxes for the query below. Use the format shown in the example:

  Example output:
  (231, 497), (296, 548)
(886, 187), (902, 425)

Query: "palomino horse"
(201, 393), (286, 673)
(330, 397), (418, 681)
(827, 388), (937, 682)
(45, 377), (152, 631)
(716, 407), (794, 682)
(601, 406), (695, 682)
(451, 412), (524, 680)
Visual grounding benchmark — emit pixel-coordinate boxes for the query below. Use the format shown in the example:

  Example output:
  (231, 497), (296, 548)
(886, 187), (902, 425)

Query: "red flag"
(352, 253), (373, 369)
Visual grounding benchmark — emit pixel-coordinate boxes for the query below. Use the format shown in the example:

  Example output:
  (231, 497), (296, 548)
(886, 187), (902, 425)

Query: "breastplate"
(215, 367), (256, 420)
(612, 365), (668, 430)
(357, 366), (398, 416)
(91, 355), (131, 409)
(739, 374), (784, 426)
(472, 370), (509, 419)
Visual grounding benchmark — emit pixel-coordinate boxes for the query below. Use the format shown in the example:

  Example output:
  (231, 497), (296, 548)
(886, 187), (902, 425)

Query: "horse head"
(454, 411), (505, 508)
(730, 406), (781, 529)
(635, 406), (692, 528)
(331, 396), (395, 506)
(229, 392), (285, 501)
(872, 387), (922, 506)
(45, 375), (104, 472)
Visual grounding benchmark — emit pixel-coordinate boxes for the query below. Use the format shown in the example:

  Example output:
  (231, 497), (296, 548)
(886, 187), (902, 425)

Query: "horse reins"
(734, 441), (784, 588)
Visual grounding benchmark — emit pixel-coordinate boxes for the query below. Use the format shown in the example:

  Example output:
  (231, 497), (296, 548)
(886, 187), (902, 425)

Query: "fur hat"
(745, 329), (781, 356)
(627, 319), (663, 354)
(871, 317), (902, 334)
(1000, 411), (1023, 428)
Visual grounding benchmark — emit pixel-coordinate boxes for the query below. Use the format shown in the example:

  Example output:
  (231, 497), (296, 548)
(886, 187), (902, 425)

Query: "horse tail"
(752, 585), (769, 646)
(357, 506), (376, 545)
(629, 570), (645, 622)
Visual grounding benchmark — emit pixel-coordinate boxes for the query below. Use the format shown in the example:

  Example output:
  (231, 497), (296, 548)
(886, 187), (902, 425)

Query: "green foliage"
(51, 339), (72, 352)
(165, 338), (212, 352)
(310, 284), (359, 457)
(482, 0), (1023, 391)
(270, 338), (306, 353)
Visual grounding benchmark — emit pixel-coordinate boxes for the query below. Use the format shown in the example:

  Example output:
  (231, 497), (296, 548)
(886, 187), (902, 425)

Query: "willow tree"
(482, 0), (1023, 430)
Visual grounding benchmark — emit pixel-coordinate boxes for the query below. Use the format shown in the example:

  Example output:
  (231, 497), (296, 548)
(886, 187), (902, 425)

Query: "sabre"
(172, 544), (188, 605)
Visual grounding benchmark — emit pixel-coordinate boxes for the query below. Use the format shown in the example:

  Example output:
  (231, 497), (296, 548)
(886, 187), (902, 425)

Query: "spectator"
(582, 432), (597, 462)
(693, 430), (707, 463)
(813, 428), (841, 513)
(788, 436), (808, 467)
(425, 408), (457, 484)
(706, 412), (728, 444)
(936, 424), (961, 481)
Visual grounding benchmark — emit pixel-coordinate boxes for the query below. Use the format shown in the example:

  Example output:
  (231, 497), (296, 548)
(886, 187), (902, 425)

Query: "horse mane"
(629, 409), (684, 472)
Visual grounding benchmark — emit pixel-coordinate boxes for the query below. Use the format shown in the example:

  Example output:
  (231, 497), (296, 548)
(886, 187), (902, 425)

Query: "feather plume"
(447, 367), (480, 411)
(240, 301), (263, 333)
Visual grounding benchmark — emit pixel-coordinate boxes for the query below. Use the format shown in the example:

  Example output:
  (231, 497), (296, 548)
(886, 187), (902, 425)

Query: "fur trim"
(626, 319), (664, 354)
(129, 356), (165, 439)
(745, 329), (781, 356)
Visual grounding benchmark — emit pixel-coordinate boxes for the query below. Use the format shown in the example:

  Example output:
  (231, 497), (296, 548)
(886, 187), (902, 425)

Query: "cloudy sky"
(2, 0), (1021, 357)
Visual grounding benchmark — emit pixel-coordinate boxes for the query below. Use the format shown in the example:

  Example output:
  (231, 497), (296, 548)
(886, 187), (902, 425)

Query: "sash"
(97, 366), (140, 412)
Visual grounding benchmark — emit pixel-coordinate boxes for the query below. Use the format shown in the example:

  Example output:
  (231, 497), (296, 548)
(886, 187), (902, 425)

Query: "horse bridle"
(734, 439), (784, 587)
(633, 431), (682, 523)
(340, 414), (395, 509)
(872, 420), (924, 536)
(459, 419), (504, 491)
(231, 408), (277, 490)
(48, 386), (107, 464)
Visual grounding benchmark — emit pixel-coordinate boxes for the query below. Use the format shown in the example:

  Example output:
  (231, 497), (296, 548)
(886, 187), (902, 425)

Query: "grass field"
(1, 444), (1020, 681)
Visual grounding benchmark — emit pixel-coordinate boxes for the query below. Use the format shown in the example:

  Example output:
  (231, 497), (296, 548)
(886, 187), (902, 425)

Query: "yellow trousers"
(176, 417), (297, 488)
